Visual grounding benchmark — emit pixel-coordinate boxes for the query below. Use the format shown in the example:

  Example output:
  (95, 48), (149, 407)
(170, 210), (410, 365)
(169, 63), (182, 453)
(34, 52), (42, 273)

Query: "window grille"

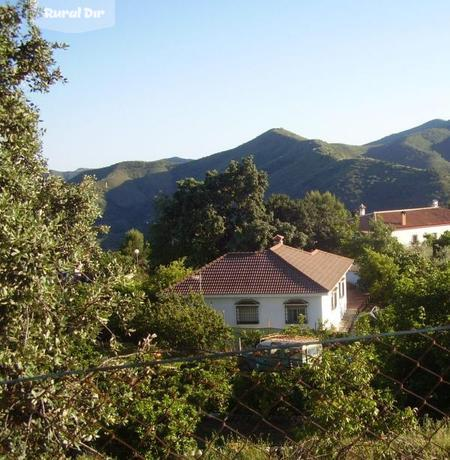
(284, 300), (308, 324)
(236, 300), (259, 324)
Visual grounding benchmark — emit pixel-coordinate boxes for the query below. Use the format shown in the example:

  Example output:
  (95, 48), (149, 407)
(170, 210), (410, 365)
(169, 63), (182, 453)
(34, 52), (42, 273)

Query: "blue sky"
(31, 0), (450, 170)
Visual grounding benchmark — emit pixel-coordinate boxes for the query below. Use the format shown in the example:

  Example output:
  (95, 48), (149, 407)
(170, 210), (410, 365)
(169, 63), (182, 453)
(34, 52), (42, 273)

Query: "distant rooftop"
(360, 206), (450, 231)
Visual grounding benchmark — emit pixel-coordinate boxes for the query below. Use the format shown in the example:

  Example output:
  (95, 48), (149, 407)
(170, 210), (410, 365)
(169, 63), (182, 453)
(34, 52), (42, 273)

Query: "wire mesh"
(1, 326), (449, 459)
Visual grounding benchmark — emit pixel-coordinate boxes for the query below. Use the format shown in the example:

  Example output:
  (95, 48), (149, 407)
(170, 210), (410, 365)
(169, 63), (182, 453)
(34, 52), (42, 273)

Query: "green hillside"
(51, 168), (89, 181)
(70, 157), (191, 187)
(59, 122), (450, 248)
(364, 119), (450, 171)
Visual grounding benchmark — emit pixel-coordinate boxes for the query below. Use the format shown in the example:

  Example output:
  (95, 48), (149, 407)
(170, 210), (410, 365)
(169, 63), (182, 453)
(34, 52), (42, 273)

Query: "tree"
(150, 157), (274, 267)
(146, 257), (193, 299)
(132, 292), (233, 352)
(357, 248), (399, 303)
(267, 192), (356, 252)
(266, 194), (308, 247)
(352, 232), (450, 413)
(380, 261), (450, 330)
(302, 343), (417, 441)
(297, 191), (356, 251)
(119, 228), (150, 272)
(100, 358), (236, 459)
(356, 260), (450, 413)
(344, 218), (403, 259)
(0, 2), (140, 455)
(233, 343), (416, 449)
(426, 230), (450, 259)
(121, 228), (146, 257)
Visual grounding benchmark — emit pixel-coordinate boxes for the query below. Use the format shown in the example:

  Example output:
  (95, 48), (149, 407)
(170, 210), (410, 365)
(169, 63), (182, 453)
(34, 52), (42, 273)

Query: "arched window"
(235, 299), (259, 325)
(284, 299), (308, 325)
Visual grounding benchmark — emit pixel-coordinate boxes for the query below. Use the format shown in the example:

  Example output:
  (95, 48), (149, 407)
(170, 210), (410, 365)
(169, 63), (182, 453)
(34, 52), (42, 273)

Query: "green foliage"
(237, 328), (263, 349)
(384, 262), (450, 329)
(266, 194), (308, 247)
(365, 119), (450, 172)
(0, 2), (145, 455)
(99, 358), (237, 459)
(146, 257), (193, 298)
(352, 233), (450, 412)
(295, 190), (356, 251)
(151, 178), (356, 268)
(1, 4), (449, 457)
(426, 230), (450, 259)
(233, 367), (307, 419)
(358, 248), (399, 302)
(121, 228), (146, 257)
(130, 368), (200, 457)
(134, 293), (233, 352)
(345, 218), (404, 258)
(234, 343), (416, 444)
(118, 228), (150, 272)
(150, 156), (273, 266)
(301, 343), (416, 439)
(206, 419), (450, 459)
(268, 191), (356, 252)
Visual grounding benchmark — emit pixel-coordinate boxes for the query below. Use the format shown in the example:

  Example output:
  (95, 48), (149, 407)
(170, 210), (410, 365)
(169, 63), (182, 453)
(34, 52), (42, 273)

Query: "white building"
(173, 236), (353, 330)
(359, 201), (450, 246)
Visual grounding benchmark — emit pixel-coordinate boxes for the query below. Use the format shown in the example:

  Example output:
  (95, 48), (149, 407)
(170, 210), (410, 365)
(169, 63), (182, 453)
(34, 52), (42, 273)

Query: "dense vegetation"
(1, 2), (449, 458)
(149, 158), (357, 266)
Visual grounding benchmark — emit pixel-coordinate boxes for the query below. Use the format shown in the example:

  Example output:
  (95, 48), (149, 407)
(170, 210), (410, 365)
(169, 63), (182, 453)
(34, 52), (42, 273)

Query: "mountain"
(51, 167), (89, 181)
(69, 157), (191, 187)
(60, 121), (450, 248)
(364, 119), (450, 170)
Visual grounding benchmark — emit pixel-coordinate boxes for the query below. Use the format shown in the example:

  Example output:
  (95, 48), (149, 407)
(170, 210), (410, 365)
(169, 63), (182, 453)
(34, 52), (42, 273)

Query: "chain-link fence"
(1, 326), (449, 459)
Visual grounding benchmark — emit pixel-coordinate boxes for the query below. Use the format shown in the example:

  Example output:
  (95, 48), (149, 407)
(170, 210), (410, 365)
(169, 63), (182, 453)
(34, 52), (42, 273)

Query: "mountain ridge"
(55, 120), (450, 248)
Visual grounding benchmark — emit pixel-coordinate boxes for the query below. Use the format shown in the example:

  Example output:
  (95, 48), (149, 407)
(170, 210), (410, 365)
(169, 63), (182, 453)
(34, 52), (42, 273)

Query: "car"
(241, 334), (322, 371)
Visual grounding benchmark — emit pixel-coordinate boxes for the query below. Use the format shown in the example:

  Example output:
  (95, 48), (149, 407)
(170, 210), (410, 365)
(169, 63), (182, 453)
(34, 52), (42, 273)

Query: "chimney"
(401, 211), (407, 226)
(273, 234), (284, 245)
(359, 204), (366, 216)
(431, 199), (439, 208)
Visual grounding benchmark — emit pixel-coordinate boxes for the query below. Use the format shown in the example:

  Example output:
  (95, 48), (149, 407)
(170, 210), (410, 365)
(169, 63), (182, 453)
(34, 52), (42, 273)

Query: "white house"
(358, 200), (450, 246)
(173, 235), (353, 330)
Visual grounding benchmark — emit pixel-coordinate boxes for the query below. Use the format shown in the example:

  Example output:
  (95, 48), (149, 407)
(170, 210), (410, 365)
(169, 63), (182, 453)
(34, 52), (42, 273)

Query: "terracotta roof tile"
(360, 207), (450, 231)
(271, 244), (353, 291)
(173, 244), (353, 295)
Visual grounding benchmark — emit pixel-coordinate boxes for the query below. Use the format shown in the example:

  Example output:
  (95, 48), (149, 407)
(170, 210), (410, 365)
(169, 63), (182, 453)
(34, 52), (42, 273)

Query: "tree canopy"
(0, 2), (143, 454)
(267, 191), (356, 252)
(150, 156), (274, 266)
(150, 162), (358, 268)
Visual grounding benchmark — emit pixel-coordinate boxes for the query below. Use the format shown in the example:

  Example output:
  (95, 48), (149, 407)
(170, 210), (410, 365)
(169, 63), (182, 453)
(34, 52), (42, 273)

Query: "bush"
(133, 292), (233, 352)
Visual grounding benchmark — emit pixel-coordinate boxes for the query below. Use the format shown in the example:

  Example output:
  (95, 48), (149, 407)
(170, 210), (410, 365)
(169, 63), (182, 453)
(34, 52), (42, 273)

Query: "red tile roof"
(271, 244), (354, 291)
(173, 243), (353, 295)
(360, 207), (450, 231)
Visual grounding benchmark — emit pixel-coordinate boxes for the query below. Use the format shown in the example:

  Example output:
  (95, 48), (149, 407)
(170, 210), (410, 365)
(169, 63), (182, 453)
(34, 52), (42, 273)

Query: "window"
(339, 278), (345, 298)
(285, 299), (308, 324)
(331, 288), (338, 310)
(236, 300), (259, 324)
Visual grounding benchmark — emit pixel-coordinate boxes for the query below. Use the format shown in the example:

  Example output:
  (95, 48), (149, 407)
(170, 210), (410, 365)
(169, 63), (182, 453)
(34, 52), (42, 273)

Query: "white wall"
(205, 284), (347, 330)
(320, 277), (347, 329)
(392, 224), (450, 246)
